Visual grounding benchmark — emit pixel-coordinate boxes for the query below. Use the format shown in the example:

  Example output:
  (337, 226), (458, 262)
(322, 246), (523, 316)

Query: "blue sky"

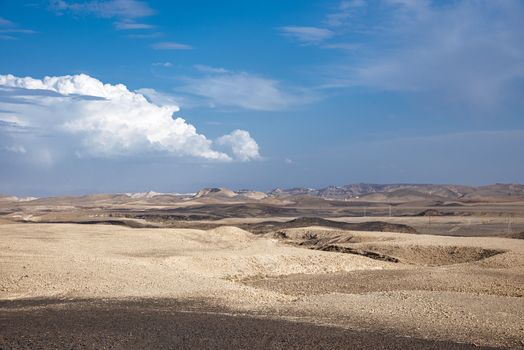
(1, 0), (523, 195)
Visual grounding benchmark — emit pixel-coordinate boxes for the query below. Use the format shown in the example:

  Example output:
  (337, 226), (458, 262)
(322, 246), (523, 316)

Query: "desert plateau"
(1, 184), (523, 349)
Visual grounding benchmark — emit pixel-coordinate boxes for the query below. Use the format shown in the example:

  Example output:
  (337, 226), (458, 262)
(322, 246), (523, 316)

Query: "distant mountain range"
(268, 183), (524, 202)
(2, 183), (524, 204)
(167, 183), (524, 203)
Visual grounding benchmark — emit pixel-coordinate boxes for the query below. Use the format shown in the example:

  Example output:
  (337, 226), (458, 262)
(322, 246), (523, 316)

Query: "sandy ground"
(332, 215), (524, 237)
(1, 223), (523, 348)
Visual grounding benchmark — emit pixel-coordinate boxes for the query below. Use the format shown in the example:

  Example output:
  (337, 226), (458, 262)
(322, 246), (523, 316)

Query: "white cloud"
(217, 130), (260, 161)
(128, 32), (162, 39)
(136, 87), (179, 106)
(151, 41), (192, 50)
(194, 65), (228, 74)
(50, 0), (154, 18)
(0, 74), (261, 162)
(179, 67), (313, 111)
(324, 0), (365, 27)
(114, 20), (154, 30)
(137, 88), (197, 109)
(319, 0), (524, 109)
(4, 145), (26, 154)
(279, 26), (334, 44)
(51, 0), (156, 35)
(152, 62), (172, 67)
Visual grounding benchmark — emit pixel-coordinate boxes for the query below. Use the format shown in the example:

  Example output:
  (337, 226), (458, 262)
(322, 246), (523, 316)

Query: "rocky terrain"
(0, 184), (523, 349)
(269, 183), (524, 202)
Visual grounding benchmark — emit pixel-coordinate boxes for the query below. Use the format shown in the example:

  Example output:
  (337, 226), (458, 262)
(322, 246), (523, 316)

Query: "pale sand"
(1, 223), (523, 347)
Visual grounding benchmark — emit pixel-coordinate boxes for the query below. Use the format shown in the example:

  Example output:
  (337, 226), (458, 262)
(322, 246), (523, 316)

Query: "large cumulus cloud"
(217, 130), (260, 162)
(0, 73), (260, 161)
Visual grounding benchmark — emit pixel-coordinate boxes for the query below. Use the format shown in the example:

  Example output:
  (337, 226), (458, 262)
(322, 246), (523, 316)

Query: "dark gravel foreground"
(0, 299), (502, 350)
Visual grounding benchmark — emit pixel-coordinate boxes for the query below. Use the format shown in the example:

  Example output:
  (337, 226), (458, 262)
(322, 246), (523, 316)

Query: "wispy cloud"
(0, 17), (14, 26)
(50, 0), (154, 19)
(0, 17), (36, 40)
(279, 26), (334, 44)
(136, 87), (179, 106)
(50, 0), (156, 35)
(4, 145), (27, 154)
(151, 41), (192, 50)
(290, 0), (524, 110)
(0, 29), (37, 34)
(152, 62), (172, 67)
(194, 65), (228, 74)
(320, 42), (360, 50)
(114, 20), (154, 30)
(128, 32), (162, 39)
(49, 1), (190, 50)
(324, 0), (365, 27)
(177, 66), (317, 111)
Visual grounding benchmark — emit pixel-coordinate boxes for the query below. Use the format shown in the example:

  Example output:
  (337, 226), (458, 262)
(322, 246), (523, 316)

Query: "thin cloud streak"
(177, 66), (318, 111)
(0, 17), (14, 26)
(301, 0), (524, 110)
(50, 0), (155, 19)
(128, 32), (162, 39)
(0, 29), (37, 34)
(0, 16), (36, 40)
(279, 26), (334, 44)
(151, 41), (192, 50)
(114, 20), (154, 30)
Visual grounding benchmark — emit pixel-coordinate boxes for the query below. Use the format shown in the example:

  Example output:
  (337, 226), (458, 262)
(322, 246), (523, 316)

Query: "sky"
(1, 0), (523, 196)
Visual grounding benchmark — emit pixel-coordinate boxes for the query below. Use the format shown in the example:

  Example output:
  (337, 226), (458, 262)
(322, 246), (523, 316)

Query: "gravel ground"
(1, 223), (523, 348)
(0, 299), (503, 350)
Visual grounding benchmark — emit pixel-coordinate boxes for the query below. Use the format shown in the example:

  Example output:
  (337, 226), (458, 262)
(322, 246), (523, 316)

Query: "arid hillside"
(1, 186), (523, 349)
